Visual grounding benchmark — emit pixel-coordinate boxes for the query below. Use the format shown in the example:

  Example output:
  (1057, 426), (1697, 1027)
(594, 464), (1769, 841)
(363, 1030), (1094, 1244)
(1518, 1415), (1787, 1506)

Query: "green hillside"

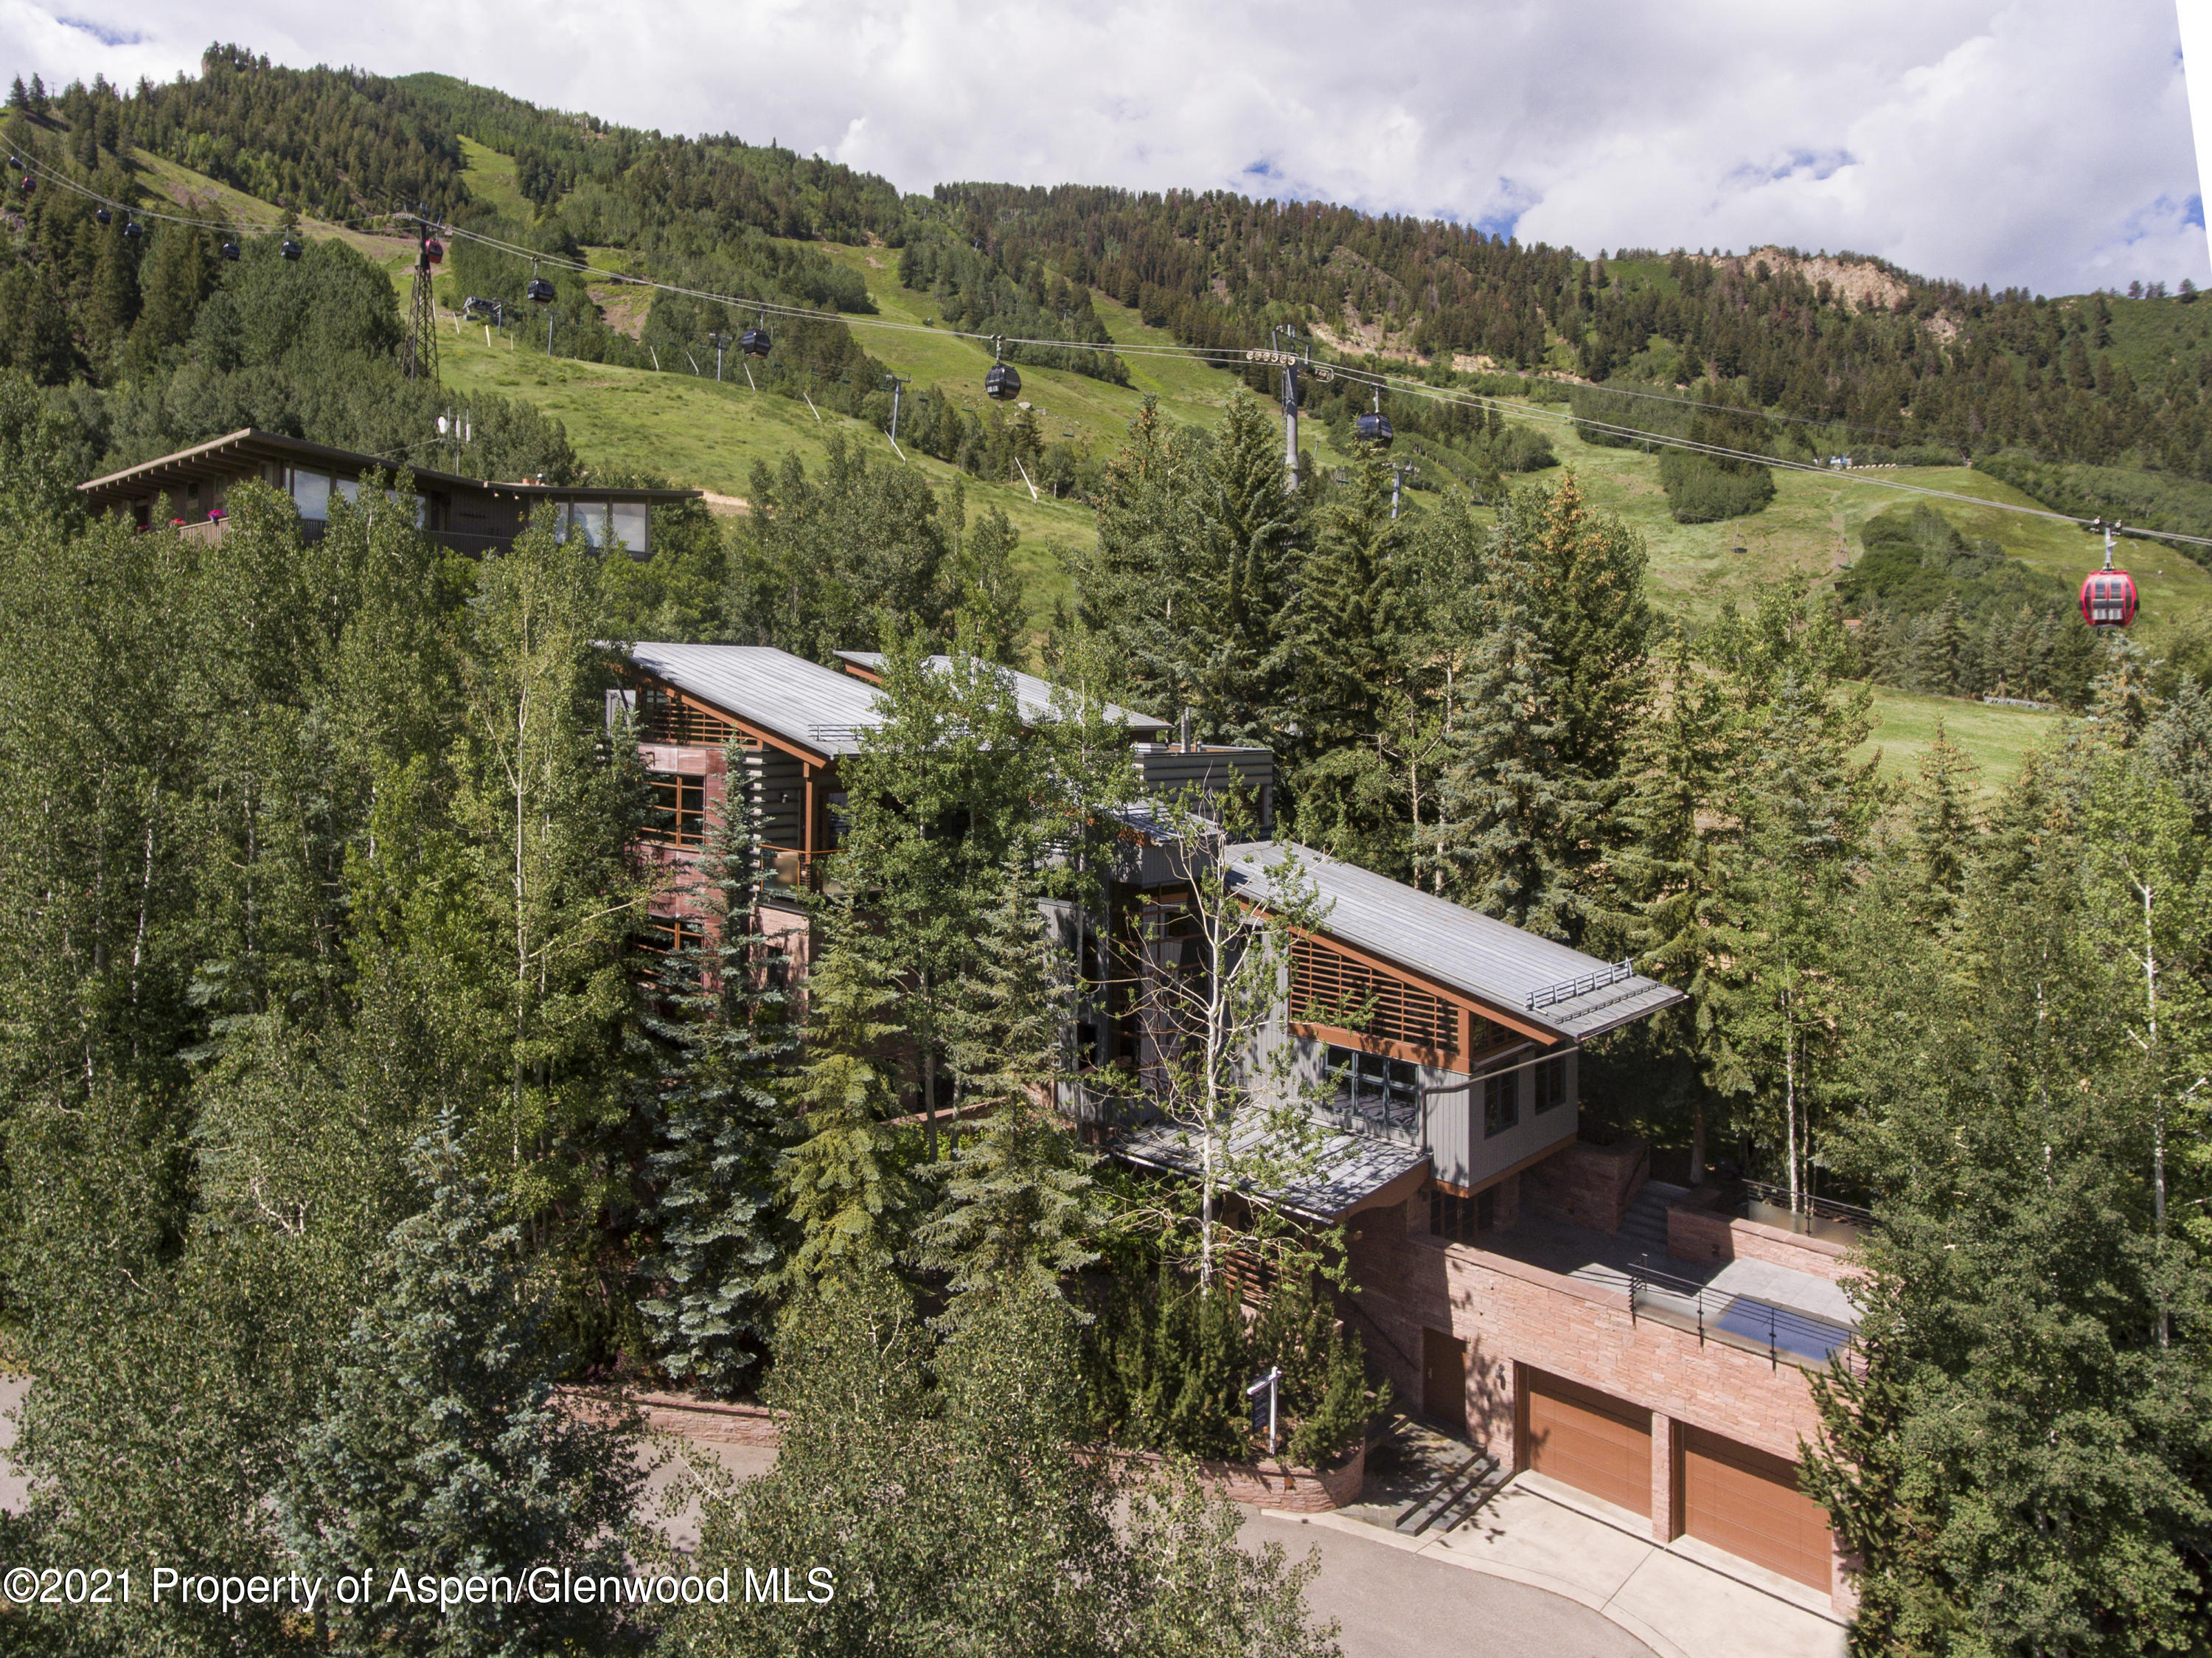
(7, 53), (2209, 790)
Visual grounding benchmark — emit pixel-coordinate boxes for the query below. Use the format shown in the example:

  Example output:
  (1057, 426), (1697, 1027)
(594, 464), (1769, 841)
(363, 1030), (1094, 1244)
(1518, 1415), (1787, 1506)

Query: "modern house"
(614, 640), (1169, 965)
(613, 639), (1860, 1616)
(1110, 832), (1857, 1612)
(77, 428), (698, 555)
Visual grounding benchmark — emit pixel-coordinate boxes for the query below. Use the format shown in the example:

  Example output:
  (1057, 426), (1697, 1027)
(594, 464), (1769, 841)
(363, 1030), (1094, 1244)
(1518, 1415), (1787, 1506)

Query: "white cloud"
(1, 0), (2202, 294)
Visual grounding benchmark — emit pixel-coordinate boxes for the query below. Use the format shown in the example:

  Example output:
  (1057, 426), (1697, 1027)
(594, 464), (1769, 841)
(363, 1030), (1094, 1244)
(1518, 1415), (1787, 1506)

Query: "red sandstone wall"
(577, 1391), (1365, 1511)
(1524, 1138), (1649, 1233)
(1346, 1217), (1823, 1468)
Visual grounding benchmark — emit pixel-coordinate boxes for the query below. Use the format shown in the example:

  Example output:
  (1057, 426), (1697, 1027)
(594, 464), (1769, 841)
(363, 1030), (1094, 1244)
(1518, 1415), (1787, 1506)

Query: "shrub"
(1659, 448), (1775, 521)
(1082, 1260), (1382, 1466)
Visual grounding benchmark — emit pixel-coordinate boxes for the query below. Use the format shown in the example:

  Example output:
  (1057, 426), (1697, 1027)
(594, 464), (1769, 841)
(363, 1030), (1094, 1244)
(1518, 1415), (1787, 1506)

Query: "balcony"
(1626, 1258), (1855, 1369)
(1443, 1179), (1862, 1374)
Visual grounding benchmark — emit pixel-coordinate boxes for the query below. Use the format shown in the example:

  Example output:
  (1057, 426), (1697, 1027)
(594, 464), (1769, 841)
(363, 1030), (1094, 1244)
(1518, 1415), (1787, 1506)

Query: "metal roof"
(834, 651), (1169, 735)
(627, 643), (884, 758)
(79, 429), (700, 513)
(1225, 841), (1686, 1041)
(1116, 1107), (1430, 1222)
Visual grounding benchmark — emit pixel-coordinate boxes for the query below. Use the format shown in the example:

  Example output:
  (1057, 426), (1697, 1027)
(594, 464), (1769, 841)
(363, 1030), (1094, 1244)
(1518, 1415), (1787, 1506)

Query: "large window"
(610, 502), (649, 555)
(1534, 1054), (1571, 1114)
(1326, 1044), (1419, 1134)
(645, 771), (706, 846)
(1483, 1069), (1519, 1138)
(1430, 1183), (1497, 1242)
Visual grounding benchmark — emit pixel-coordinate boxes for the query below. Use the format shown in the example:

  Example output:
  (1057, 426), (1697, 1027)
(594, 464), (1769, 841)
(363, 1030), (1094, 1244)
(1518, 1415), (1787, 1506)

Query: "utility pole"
(709, 331), (727, 383)
(402, 208), (439, 384)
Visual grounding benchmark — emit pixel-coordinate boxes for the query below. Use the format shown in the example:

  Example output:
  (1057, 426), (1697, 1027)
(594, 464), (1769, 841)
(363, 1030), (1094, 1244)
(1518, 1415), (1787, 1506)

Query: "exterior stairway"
(1365, 1414), (1514, 1537)
(1562, 1179), (1686, 1298)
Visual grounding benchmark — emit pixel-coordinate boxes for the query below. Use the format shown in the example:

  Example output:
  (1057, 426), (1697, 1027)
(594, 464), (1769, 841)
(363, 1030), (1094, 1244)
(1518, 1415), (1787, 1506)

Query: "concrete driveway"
(1248, 1510), (1656, 1658)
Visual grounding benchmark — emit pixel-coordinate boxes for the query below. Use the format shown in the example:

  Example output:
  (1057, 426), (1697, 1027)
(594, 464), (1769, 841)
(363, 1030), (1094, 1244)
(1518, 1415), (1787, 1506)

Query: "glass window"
(564, 501), (608, 547)
(335, 478), (361, 506)
(1534, 1055), (1571, 1114)
(644, 771), (706, 846)
(1326, 1043), (1419, 1133)
(1429, 1184), (1496, 1242)
(1483, 1069), (1519, 1137)
(638, 914), (703, 956)
(291, 470), (331, 521)
(609, 502), (648, 555)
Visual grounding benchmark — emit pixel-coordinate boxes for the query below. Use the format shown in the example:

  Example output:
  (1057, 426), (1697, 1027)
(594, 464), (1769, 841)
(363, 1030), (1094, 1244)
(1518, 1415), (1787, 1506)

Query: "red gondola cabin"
(2079, 567), (2138, 628)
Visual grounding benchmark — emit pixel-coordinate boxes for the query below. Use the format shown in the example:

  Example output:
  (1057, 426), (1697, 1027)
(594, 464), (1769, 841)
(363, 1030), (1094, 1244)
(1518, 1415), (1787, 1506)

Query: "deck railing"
(1738, 1179), (1875, 1230)
(1626, 1256), (1856, 1372)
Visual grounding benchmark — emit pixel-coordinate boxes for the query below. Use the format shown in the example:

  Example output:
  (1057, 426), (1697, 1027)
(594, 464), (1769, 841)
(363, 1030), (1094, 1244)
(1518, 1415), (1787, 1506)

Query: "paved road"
(1248, 1512), (1655, 1658)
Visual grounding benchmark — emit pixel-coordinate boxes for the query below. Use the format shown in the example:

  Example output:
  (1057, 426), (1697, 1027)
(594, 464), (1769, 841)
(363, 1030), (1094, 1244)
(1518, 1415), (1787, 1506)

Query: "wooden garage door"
(1682, 1426), (1832, 1592)
(1525, 1371), (1650, 1516)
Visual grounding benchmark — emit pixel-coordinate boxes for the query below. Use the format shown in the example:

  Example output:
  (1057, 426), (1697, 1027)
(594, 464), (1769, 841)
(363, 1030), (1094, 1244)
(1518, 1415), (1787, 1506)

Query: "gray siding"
(740, 749), (807, 847)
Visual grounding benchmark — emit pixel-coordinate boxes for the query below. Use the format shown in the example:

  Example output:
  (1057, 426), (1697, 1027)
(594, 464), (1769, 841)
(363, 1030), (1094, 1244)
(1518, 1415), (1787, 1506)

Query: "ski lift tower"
(403, 207), (440, 385)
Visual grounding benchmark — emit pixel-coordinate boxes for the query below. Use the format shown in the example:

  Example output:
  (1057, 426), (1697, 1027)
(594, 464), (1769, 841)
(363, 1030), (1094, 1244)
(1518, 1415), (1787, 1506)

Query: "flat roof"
(1117, 1106), (1430, 1222)
(79, 429), (700, 512)
(1225, 841), (1686, 1042)
(833, 651), (1170, 735)
(627, 642), (884, 759)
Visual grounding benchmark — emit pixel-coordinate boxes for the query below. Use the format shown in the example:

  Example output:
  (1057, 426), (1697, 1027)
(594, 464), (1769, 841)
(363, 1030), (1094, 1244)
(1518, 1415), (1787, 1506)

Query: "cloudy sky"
(4, 0), (2206, 295)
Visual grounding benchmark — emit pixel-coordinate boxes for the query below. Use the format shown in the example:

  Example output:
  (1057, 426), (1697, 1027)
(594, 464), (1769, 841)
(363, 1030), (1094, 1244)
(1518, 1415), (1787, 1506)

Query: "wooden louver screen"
(1290, 935), (1458, 1053)
(636, 683), (734, 746)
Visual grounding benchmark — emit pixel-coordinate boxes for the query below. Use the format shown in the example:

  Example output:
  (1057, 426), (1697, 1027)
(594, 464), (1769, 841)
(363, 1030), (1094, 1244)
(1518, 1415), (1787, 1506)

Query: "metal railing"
(1738, 1180), (1875, 1229)
(1626, 1256), (1855, 1372)
(1525, 959), (1635, 1011)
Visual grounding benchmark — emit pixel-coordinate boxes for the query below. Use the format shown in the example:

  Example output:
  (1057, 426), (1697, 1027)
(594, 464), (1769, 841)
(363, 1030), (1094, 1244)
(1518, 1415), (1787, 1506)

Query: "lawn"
(1528, 431), (2212, 645)
(1857, 684), (2065, 792)
(436, 325), (1093, 625)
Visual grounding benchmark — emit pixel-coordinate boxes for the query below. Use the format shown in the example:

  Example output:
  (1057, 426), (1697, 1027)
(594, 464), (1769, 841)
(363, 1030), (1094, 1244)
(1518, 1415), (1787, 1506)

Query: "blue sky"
(4, 0), (2206, 295)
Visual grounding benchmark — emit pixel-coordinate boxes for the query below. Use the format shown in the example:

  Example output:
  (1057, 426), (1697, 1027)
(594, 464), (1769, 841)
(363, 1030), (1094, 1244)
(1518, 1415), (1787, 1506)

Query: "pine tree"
(778, 928), (916, 1286)
(280, 1116), (646, 1657)
(1293, 442), (1407, 754)
(1512, 468), (1654, 783)
(951, 503), (1026, 666)
(919, 867), (1101, 1319)
(2086, 631), (2160, 746)
(833, 628), (1036, 1158)
(638, 759), (796, 1396)
(1433, 544), (1588, 940)
(1921, 594), (1968, 696)
(1703, 671), (1869, 1210)
(127, 225), (210, 374)
(1904, 718), (1980, 931)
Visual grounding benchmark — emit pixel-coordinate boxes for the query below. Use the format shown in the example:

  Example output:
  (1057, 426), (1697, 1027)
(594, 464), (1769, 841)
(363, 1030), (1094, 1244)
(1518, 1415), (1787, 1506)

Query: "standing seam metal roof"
(626, 643), (883, 757)
(834, 651), (1170, 734)
(1225, 840), (1686, 1041)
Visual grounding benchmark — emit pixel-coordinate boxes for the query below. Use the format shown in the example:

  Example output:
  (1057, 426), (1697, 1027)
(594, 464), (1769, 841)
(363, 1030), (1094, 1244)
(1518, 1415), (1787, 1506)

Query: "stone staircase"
(1564, 1179), (1686, 1298)
(1364, 1415), (1514, 1537)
